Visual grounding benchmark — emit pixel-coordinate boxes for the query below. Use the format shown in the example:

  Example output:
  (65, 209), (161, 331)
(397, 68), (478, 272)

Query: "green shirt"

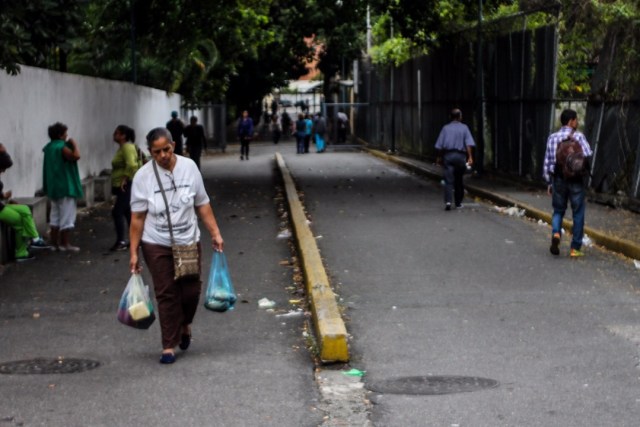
(42, 139), (84, 200)
(111, 142), (140, 188)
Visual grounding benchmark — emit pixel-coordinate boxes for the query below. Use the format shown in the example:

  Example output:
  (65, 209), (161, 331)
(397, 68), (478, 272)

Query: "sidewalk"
(366, 148), (640, 261)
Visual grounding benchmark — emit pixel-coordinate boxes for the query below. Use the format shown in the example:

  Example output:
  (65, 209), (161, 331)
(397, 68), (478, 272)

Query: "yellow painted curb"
(275, 153), (349, 363)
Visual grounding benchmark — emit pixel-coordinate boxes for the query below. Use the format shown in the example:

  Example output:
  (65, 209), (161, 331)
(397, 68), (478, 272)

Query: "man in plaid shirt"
(542, 109), (593, 257)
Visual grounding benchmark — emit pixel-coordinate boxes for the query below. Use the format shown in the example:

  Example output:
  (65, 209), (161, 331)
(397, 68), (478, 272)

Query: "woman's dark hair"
(48, 122), (68, 140)
(0, 150), (13, 171)
(146, 127), (173, 149)
(116, 125), (136, 143)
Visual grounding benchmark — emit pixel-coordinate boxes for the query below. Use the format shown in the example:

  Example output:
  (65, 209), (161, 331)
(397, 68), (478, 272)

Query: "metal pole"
(130, 0), (137, 84)
(390, 19), (396, 153)
(417, 69), (422, 156)
(475, 0), (484, 173)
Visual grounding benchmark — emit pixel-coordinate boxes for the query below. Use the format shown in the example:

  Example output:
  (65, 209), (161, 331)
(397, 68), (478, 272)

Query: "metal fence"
(355, 25), (557, 182)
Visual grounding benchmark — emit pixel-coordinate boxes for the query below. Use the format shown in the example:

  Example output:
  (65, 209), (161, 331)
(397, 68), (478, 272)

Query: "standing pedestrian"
(0, 144), (51, 261)
(543, 109), (593, 257)
(295, 113), (306, 154)
(237, 110), (254, 161)
(129, 127), (224, 364)
(303, 113), (313, 153)
(314, 112), (327, 153)
(434, 109), (475, 210)
(184, 116), (206, 170)
(110, 125), (140, 252)
(271, 114), (282, 145)
(43, 122), (84, 251)
(166, 111), (185, 155)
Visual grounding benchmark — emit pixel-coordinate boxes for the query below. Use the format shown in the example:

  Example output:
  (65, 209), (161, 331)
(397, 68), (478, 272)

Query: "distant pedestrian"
(295, 113), (306, 154)
(0, 144), (51, 261)
(184, 116), (206, 169)
(237, 110), (254, 160)
(543, 109), (593, 257)
(166, 111), (185, 155)
(110, 125), (140, 252)
(129, 127), (224, 364)
(270, 114), (282, 144)
(337, 109), (349, 143)
(281, 112), (292, 138)
(434, 109), (475, 210)
(43, 122), (84, 251)
(304, 113), (313, 153)
(314, 112), (327, 153)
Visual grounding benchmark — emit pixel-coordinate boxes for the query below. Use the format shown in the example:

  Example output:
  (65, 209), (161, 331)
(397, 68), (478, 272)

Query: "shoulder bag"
(152, 161), (200, 281)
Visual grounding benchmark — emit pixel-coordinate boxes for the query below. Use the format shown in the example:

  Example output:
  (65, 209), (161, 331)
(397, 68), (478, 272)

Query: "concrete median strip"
(275, 153), (349, 363)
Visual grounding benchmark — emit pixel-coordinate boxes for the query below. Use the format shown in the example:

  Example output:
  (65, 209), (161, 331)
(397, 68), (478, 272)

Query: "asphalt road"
(0, 145), (322, 427)
(281, 146), (640, 426)
(2, 141), (639, 426)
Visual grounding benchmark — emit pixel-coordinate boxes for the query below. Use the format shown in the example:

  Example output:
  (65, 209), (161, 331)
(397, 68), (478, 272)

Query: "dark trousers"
(141, 242), (202, 350)
(296, 132), (305, 154)
(304, 134), (311, 153)
(240, 137), (251, 157)
(190, 147), (202, 170)
(443, 151), (467, 206)
(272, 129), (281, 144)
(112, 186), (131, 242)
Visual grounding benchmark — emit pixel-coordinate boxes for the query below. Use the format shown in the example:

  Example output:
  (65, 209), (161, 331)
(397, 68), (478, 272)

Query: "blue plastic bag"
(204, 251), (237, 312)
(117, 273), (156, 329)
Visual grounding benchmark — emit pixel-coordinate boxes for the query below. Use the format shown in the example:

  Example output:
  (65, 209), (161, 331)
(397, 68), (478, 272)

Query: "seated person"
(0, 143), (51, 261)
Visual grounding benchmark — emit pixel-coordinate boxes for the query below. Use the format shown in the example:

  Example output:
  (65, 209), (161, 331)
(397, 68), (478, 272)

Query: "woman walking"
(110, 125), (140, 251)
(129, 127), (224, 364)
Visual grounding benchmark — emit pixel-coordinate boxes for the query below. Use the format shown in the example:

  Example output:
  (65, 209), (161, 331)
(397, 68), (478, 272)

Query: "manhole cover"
(0, 358), (101, 375)
(367, 375), (499, 395)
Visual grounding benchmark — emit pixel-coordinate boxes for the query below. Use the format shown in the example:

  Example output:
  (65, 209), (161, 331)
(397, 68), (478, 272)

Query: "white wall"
(0, 65), (182, 197)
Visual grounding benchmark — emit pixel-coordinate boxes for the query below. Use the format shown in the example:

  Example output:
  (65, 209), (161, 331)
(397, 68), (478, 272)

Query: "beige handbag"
(153, 161), (200, 281)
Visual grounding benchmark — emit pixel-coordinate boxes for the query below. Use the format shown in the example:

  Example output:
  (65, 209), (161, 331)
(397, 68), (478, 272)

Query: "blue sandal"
(159, 352), (176, 364)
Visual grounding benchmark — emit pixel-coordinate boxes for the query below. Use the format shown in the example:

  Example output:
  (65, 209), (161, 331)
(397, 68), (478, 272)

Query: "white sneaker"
(59, 245), (80, 253)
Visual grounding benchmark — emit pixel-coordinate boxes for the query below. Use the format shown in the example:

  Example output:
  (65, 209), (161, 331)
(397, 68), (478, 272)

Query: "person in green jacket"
(110, 125), (141, 251)
(42, 122), (84, 252)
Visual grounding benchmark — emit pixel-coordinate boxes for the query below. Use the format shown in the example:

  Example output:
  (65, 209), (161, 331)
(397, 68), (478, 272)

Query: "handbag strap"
(152, 160), (175, 245)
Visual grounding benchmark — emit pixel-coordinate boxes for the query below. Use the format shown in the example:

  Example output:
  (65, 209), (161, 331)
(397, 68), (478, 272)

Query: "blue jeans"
(551, 176), (586, 250)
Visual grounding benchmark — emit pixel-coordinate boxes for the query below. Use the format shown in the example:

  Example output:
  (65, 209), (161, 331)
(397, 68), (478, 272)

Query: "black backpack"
(555, 132), (587, 179)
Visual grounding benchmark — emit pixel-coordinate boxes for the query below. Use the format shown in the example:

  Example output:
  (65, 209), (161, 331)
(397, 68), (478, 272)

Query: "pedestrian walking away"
(295, 113), (306, 154)
(110, 125), (141, 252)
(166, 111), (185, 155)
(304, 113), (313, 153)
(42, 122), (84, 251)
(543, 109), (593, 257)
(314, 112), (327, 153)
(129, 127), (224, 364)
(270, 113), (282, 145)
(184, 116), (207, 170)
(0, 144), (51, 261)
(434, 108), (475, 210)
(237, 110), (254, 160)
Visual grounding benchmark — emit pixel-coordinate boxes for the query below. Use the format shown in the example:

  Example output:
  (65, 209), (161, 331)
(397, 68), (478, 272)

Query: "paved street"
(281, 145), (640, 426)
(1, 141), (640, 426)
(0, 145), (322, 427)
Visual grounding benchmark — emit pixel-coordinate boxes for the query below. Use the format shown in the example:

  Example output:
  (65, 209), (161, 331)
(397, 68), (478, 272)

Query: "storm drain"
(367, 375), (498, 396)
(0, 358), (101, 375)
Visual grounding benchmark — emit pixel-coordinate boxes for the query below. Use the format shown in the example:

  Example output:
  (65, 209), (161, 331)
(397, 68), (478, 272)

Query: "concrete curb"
(275, 153), (349, 363)
(365, 148), (640, 261)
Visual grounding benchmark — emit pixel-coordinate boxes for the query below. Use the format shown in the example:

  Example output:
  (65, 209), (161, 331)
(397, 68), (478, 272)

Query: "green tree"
(0, 0), (82, 74)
